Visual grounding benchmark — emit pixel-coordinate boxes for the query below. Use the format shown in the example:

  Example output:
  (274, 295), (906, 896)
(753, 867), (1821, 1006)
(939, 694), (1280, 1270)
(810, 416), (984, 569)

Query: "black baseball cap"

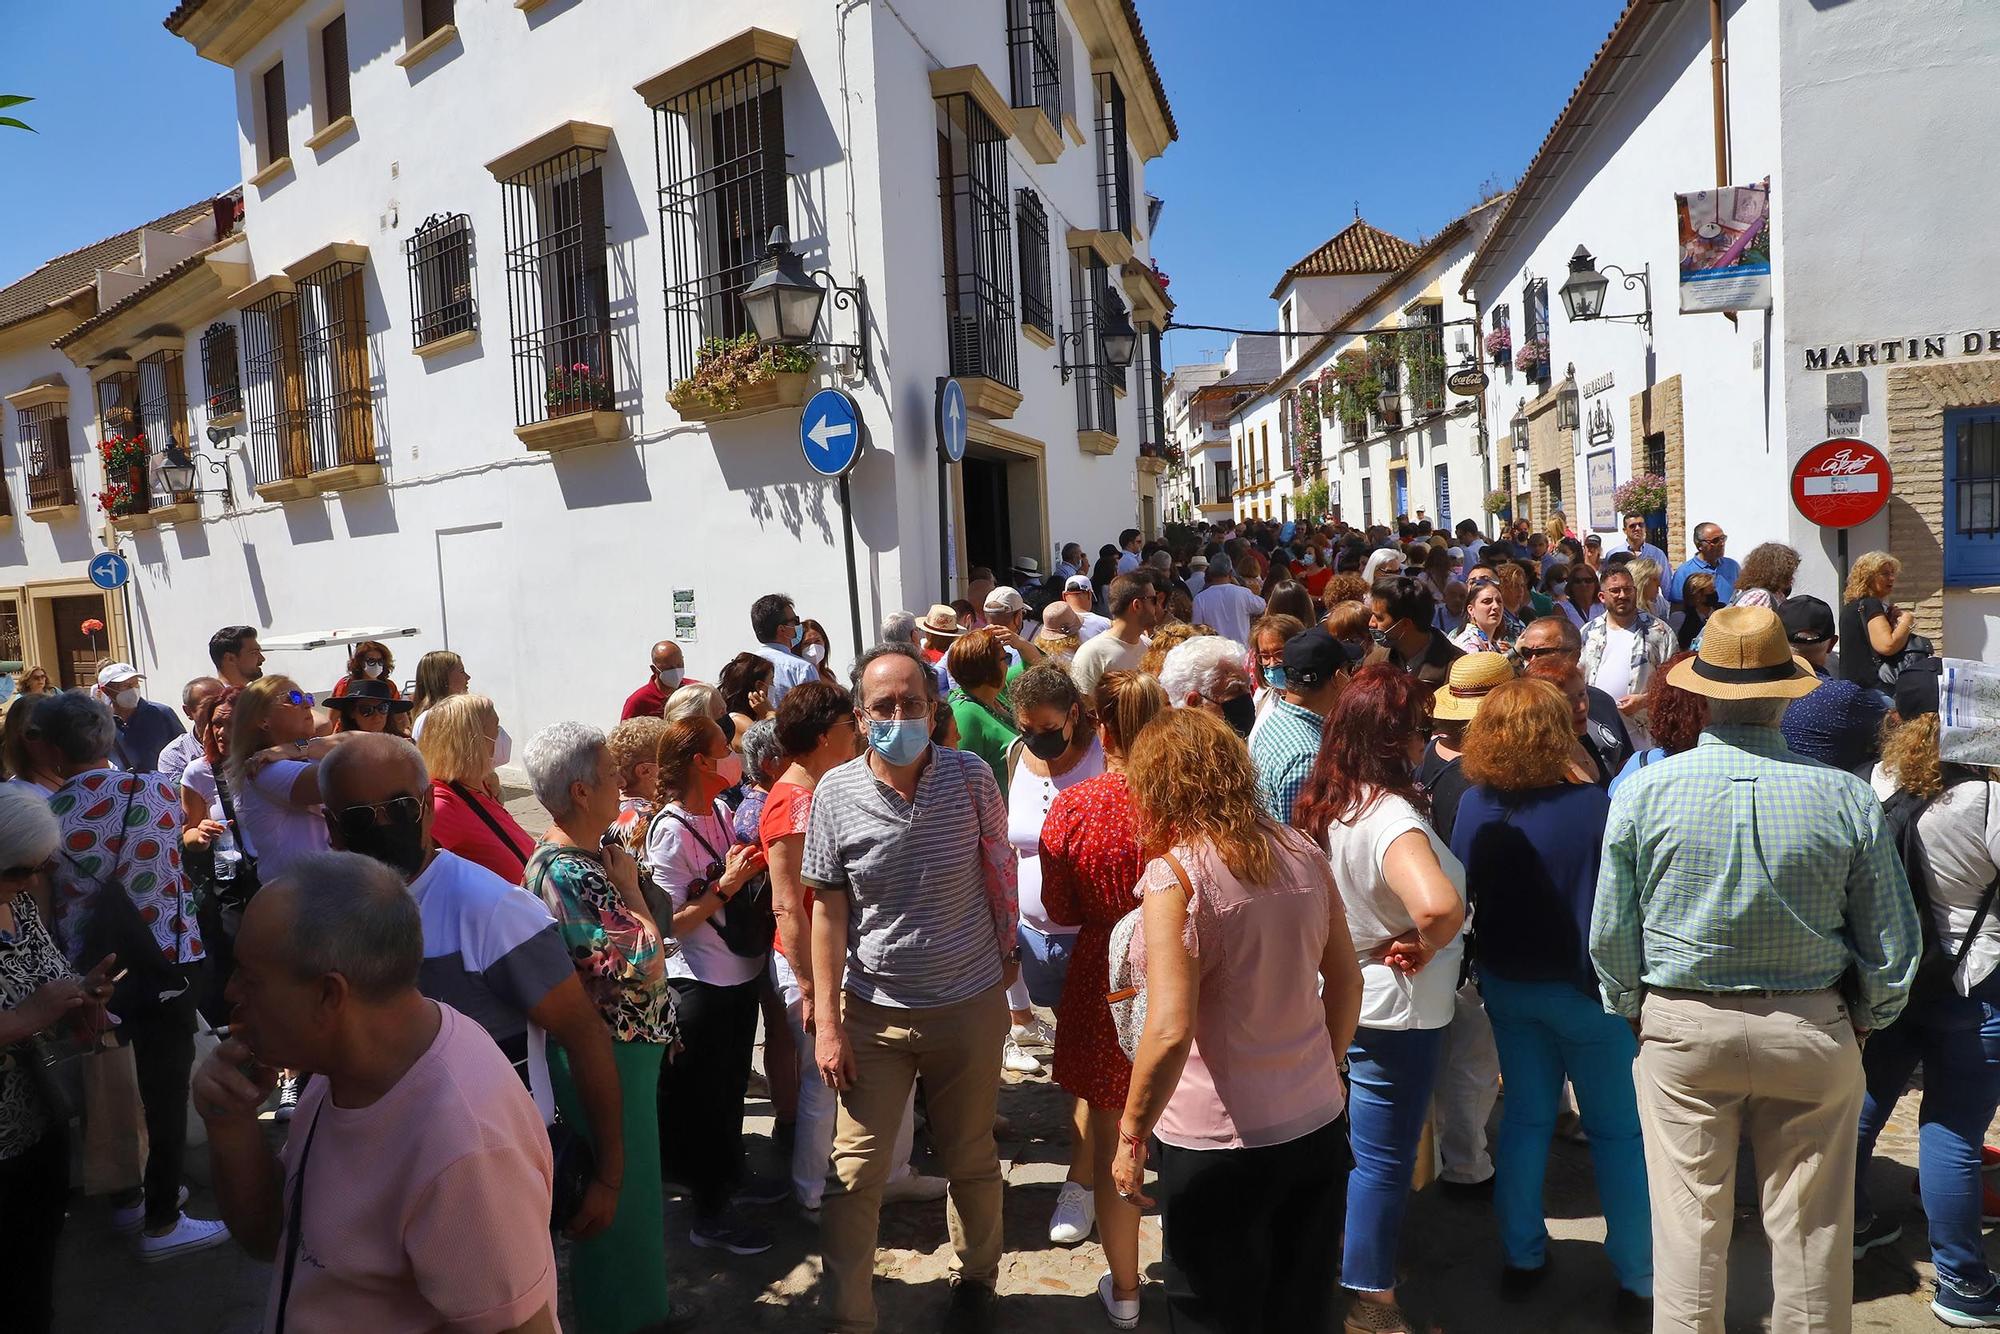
(1779, 595), (1836, 645)
(1282, 627), (1357, 688)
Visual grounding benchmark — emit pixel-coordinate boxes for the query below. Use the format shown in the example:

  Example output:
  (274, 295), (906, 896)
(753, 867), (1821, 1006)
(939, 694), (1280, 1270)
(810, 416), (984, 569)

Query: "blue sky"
(0, 1), (1624, 365)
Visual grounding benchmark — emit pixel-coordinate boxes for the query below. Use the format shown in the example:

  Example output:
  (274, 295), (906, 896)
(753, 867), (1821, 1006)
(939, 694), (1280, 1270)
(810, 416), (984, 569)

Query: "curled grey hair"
(1159, 635), (1251, 706)
(880, 610), (917, 645)
(1146, 549), (1173, 571)
(319, 733), (428, 806)
(849, 642), (937, 702)
(664, 683), (725, 724)
(32, 689), (116, 766)
(523, 721), (608, 822)
(739, 717), (783, 784)
(275, 850), (423, 1002)
(0, 790), (58, 870)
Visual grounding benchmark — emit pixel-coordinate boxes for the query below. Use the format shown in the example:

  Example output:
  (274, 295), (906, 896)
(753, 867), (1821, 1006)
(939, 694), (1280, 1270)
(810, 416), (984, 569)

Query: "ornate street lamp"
(1058, 293), (1139, 382)
(738, 226), (871, 376)
(1555, 363), (1580, 431)
(160, 437), (233, 504)
(1510, 399), (1529, 454)
(1559, 243), (1652, 332)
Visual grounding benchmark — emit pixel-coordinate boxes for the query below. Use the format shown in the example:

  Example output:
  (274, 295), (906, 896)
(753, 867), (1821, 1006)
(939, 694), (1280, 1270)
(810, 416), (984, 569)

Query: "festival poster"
(1587, 449), (1617, 531)
(1676, 178), (1772, 314)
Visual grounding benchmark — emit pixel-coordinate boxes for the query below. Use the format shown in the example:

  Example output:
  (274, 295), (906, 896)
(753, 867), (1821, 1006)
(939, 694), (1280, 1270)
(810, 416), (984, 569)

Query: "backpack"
(655, 799), (777, 959)
(1106, 850), (1190, 1061)
(1882, 778), (2000, 1014)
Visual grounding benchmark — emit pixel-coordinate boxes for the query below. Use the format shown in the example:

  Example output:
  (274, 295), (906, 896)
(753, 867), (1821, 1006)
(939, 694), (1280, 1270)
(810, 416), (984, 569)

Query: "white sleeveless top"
(1005, 735), (1105, 936)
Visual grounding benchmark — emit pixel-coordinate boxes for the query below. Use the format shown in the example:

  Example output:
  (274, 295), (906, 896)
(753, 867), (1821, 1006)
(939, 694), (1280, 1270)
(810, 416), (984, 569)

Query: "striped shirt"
(1250, 698), (1325, 825)
(801, 744), (1007, 1008)
(1589, 725), (1920, 1029)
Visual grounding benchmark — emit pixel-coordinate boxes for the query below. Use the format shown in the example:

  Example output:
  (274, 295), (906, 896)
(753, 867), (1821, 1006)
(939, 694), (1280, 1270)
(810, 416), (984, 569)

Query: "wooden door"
(51, 594), (109, 689)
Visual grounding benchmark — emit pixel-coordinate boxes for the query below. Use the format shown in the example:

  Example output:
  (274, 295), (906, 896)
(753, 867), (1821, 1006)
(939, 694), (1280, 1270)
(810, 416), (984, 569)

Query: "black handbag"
(547, 1111), (597, 1233)
(657, 800), (775, 958)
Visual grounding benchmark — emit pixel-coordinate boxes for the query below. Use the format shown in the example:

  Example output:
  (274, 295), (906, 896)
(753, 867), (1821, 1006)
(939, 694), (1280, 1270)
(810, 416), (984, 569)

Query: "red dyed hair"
(1645, 650), (1708, 755)
(1293, 664), (1430, 838)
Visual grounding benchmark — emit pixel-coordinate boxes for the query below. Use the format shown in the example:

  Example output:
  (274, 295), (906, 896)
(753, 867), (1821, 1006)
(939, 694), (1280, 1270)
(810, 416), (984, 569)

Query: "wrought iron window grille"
(498, 145), (614, 427)
(1094, 71), (1132, 239)
(937, 91), (1018, 389)
(17, 403), (74, 511)
(1006, 0), (1062, 132)
(1016, 187), (1054, 338)
(200, 322), (242, 418)
(405, 212), (477, 348)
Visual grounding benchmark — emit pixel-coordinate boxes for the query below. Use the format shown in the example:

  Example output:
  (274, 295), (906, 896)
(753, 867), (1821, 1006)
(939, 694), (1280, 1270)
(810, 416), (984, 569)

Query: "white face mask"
(362, 662), (384, 679)
(114, 688), (140, 711)
(803, 641), (827, 665)
(656, 666), (685, 691)
(491, 728), (512, 768)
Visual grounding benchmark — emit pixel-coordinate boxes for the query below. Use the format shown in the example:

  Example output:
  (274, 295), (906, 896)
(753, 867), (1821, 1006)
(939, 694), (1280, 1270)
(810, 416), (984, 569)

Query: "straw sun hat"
(1432, 651), (1514, 722)
(1664, 605), (1818, 700)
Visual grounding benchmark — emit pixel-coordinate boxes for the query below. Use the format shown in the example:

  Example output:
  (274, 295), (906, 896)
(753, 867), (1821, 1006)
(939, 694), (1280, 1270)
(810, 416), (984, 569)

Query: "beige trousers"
(1635, 988), (1864, 1334)
(819, 984), (1009, 1332)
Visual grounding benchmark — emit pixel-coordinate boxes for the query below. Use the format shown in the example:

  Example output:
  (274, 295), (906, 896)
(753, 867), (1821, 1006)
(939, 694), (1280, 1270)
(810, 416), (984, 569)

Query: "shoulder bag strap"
(1158, 849), (1194, 899)
(273, 1100), (327, 1334)
(214, 769), (260, 877)
(447, 780), (534, 860)
(660, 802), (729, 865)
(1947, 784), (2000, 973)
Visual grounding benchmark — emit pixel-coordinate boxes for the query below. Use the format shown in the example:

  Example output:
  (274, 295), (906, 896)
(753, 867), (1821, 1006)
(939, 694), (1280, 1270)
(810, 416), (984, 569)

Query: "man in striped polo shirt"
(804, 642), (1015, 1334)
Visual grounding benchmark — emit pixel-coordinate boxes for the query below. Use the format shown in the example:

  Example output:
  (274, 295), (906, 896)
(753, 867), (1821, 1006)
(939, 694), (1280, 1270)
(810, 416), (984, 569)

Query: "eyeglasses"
(327, 795), (425, 843)
(1624, 521), (1646, 531)
(1700, 533), (1727, 545)
(285, 689), (316, 707)
(862, 697), (931, 722)
(0, 856), (54, 881)
(1517, 645), (1568, 661)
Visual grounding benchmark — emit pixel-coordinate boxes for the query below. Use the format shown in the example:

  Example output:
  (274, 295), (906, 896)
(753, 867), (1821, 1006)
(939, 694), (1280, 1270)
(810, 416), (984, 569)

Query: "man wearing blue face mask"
(749, 593), (818, 711)
(1251, 628), (1357, 825)
(803, 642), (1017, 1333)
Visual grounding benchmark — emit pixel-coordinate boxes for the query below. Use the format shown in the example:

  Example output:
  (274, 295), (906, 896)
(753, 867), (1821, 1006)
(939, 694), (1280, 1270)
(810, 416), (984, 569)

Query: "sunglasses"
(285, 689), (316, 707)
(1517, 645), (1568, 661)
(326, 795), (424, 842)
(347, 703), (388, 719)
(0, 856), (55, 881)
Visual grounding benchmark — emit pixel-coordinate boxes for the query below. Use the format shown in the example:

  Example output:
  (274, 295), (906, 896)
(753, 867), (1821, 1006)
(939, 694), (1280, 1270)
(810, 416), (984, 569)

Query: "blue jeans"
(1855, 975), (2000, 1295)
(1342, 1024), (1446, 1293)
(1479, 973), (1652, 1294)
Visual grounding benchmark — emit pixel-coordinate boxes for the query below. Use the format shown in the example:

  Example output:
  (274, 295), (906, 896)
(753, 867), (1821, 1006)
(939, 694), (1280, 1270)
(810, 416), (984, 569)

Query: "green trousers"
(550, 1038), (671, 1334)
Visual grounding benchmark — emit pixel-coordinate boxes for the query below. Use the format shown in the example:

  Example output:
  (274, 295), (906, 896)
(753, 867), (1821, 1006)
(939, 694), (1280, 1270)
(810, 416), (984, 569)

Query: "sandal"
(1344, 1295), (1411, 1333)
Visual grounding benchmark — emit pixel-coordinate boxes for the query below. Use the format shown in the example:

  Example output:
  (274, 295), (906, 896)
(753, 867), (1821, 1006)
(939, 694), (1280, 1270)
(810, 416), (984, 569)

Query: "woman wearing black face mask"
(1159, 634), (1259, 739)
(999, 667), (1106, 1224)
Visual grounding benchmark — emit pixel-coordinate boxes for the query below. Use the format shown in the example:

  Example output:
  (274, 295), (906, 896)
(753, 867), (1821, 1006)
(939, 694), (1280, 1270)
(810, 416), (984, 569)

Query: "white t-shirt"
(236, 758), (328, 881)
(180, 756), (259, 858)
(1324, 791), (1467, 1030)
(648, 799), (767, 987)
(1591, 623), (1639, 703)
(1070, 630), (1147, 699)
(1005, 735), (1105, 936)
(1076, 611), (1112, 641)
(1191, 582), (1267, 645)
(1870, 769), (2000, 994)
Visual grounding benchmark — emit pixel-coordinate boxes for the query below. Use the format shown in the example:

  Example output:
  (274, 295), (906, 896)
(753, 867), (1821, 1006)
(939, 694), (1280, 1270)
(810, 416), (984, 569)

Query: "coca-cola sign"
(1790, 437), (1891, 529)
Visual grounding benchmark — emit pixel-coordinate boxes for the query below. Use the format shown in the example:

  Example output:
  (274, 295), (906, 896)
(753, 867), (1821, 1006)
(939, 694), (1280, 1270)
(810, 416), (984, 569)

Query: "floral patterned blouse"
(49, 769), (202, 971)
(610, 796), (657, 867)
(525, 843), (675, 1046)
(0, 895), (78, 1160)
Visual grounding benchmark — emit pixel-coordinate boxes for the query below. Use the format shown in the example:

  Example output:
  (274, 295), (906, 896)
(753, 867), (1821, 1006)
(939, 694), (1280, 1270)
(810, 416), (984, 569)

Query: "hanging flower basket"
(668, 333), (816, 416)
(1612, 472), (1669, 517)
(1482, 488), (1513, 517)
(96, 479), (145, 518)
(99, 432), (148, 474)
(1515, 337), (1549, 379)
(1484, 328), (1512, 367)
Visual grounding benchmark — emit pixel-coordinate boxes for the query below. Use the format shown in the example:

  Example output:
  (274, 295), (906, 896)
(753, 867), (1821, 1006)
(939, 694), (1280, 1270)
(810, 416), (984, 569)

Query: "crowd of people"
(0, 505), (1986, 1334)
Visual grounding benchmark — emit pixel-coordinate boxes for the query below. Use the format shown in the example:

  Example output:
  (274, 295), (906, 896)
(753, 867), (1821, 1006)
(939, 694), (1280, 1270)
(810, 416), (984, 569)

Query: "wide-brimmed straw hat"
(1432, 651), (1514, 721)
(1665, 605), (1818, 700)
(918, 604), (963, 639)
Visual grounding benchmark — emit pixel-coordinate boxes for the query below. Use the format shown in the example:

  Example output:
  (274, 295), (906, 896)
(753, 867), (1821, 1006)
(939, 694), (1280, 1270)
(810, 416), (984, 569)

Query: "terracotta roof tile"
(1118, 0), (1177, 143)
(0, 198), (218, 334)
(1270, 220), (1420, 298)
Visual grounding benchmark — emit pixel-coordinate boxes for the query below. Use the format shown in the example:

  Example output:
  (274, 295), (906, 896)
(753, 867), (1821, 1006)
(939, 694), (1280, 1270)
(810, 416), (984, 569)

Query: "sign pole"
(839, 474), (864, 657)
(935, 378), (968, 603)
(937, 448), (950, 603)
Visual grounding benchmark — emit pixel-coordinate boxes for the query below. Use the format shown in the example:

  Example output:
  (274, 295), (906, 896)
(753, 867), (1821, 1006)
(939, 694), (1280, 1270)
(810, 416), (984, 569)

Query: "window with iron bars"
(297, 260), (375, 471)
(499, 146), (613, 427)
(1135, 326), (1166, 458)
(649, 60), (787, 385)
(405, 212), (477, 349)
(201, 322), (241, 418)
(937, 91), (1017, 389)
(1005, 0), (1061, 133)
(1069, 246), (1117, 435)
(137, 350), (193, 504)
(242, 288), (310, 487)
(1016, 188), (1053, 339)
(14, 403), (69, 511)
(1403, 303), (1445, 417)
(1094, 71), (1132, 238)
(96, 371), (149, 515)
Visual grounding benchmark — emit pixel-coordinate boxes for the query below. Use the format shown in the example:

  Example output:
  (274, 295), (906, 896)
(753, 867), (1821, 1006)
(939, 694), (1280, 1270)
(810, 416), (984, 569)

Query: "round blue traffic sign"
(88, 551), (131, 591)
(800, 389), (863, 478)
(937, 378), (968, 464)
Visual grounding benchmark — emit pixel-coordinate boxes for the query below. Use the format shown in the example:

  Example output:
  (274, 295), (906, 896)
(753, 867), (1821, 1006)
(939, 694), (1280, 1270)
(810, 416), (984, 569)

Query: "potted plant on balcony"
(96, 478), (144, 519)
(1482, 488), (1513, 520)
(1612, 471), (1669, 519)
(667, 333), (816, 420)
(1515, 336), (1549, 381)
(1484, 327), (1512, 368)
(1330, 349), (1378, 441)
(545, 362), (611, 418)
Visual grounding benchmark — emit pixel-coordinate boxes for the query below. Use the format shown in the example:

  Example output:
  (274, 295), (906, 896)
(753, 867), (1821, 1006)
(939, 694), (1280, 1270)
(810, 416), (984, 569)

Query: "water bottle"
(214, 826), (241, 883)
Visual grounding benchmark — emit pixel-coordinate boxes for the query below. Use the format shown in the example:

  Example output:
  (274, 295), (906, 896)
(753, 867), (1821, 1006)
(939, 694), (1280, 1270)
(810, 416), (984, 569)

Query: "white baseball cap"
(1064, 574), (1094, 593)
(95, 661), (142, 688)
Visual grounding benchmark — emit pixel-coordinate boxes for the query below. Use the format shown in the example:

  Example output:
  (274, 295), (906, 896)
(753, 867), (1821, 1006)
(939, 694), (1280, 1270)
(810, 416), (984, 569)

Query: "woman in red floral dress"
(1041, 669), (1168, 1322)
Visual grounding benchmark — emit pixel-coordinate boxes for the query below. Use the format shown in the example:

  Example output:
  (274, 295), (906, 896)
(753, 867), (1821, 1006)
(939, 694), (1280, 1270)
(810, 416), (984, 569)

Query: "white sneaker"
(1010, 1017), (1056, 1049)
(137, 1214), (231, 1263)
(1002, 1040), (1043, 1074)
(1048, 1180), (1095, 1245)
(112, 1185), (189, 1234)
(883, 1172), (949, 1204)
(1097, 1271), (1140, 1329)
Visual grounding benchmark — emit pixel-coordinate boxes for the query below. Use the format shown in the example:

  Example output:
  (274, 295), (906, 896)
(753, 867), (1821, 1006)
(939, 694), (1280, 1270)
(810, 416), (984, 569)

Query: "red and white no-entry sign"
(1791, 437), (1892, 529)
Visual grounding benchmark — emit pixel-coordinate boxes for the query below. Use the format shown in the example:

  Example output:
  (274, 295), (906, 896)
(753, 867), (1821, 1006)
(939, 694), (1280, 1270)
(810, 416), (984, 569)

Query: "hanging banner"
(1676, 177), (1772, 314)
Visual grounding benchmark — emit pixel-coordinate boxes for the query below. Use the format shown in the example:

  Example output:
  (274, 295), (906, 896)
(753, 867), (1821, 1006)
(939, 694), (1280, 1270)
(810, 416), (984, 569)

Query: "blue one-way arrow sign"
(937, 377), (967, 464)
(800, 388), (862, 478)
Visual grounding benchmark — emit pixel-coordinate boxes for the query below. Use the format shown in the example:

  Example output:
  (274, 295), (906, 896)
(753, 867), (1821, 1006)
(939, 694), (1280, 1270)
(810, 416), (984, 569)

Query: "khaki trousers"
(820, 984), (1009, 1332)
(1635, 989), (1864, 1334)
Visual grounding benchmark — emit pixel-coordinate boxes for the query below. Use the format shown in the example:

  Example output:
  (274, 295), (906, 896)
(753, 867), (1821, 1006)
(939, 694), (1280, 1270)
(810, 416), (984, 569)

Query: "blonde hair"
(664, 683), (725, 724)
(1091, 670), (1167, 757)
(417, 693), (500, 786)
(1879, 711), (1944, 800)
(1543, 515), (1567, 545)
(606, 716), (666, 792)
(1138, 621), (1211, 679)
(1033, 630), (1081, 660)
(1462, 679), (1576, 790)
(1627, 557), (1661, 594)
(410, 650), (464, 717)
(225, 675), (300, 786)
(1846, 551), (1901, 605)
(1127, 707), (1275, 883)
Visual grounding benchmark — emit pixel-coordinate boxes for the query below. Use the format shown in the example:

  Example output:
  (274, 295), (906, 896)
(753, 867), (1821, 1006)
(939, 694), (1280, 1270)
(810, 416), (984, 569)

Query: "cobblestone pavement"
(46, 792), (1977, 1332)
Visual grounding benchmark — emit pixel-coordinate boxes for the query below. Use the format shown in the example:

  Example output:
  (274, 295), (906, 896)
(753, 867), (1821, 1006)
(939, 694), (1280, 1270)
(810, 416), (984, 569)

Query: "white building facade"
(0, 0), (1176, 738)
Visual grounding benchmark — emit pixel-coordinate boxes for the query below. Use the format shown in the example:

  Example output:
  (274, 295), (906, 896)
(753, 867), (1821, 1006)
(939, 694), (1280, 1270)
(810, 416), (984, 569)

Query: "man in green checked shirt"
(1589, 606), (1919, 1334)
